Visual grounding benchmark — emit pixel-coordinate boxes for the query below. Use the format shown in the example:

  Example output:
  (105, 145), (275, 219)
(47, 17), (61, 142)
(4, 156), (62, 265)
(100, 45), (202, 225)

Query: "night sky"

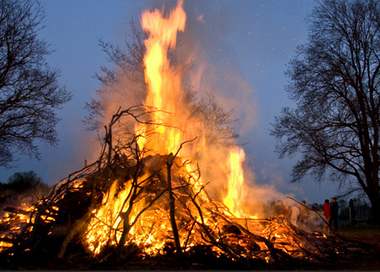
(0, 0), (343, 205)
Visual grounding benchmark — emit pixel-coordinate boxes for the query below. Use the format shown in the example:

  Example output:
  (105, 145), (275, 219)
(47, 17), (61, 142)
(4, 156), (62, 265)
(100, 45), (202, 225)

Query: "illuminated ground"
(0, 223), (379, 270)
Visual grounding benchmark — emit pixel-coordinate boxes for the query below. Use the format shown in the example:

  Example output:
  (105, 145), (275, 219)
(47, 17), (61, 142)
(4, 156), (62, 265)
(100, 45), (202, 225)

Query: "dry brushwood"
(0, 106), (370, 269)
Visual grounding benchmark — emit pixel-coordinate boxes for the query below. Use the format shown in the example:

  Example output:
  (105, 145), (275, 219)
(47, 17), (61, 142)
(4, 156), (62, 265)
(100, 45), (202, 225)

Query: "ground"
(322, 223), (380, 270)
(0, 222), (379, 270)
(290, 222), (380, 271)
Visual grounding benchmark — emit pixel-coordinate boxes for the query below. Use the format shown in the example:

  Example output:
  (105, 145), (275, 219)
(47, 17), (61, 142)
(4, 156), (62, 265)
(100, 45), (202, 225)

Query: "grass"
(323, 222), (380, 270)
(275, 221), (380, 271)
(339, 222), (380, 243)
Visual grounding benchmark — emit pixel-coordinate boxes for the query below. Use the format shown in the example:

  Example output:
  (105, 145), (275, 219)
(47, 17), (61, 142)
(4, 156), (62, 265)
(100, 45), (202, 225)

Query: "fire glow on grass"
(85, 0), (255, 255)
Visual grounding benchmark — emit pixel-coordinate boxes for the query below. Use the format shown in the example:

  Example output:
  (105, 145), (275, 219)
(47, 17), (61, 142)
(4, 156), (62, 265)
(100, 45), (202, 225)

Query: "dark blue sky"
(0, 0), (343, 204)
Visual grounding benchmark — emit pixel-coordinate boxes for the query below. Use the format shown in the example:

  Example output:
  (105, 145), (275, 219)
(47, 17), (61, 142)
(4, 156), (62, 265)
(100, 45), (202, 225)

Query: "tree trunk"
(368, 179), (380, 224)
(370, 199), (380, 224)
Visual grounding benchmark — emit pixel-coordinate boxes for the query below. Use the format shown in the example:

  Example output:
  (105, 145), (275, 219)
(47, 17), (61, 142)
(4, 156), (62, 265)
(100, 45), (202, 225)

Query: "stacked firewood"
(0, 107), (368, 268)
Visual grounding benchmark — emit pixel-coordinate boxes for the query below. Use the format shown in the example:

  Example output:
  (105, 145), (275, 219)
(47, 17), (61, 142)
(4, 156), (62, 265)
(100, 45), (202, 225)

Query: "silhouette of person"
(329, 197), (339, 231)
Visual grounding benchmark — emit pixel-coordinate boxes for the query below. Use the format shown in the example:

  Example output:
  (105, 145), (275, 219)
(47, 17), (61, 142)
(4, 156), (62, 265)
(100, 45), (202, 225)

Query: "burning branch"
(0, 104), (370, 268)
(0, 0), (371, 267)
(163, 137), (198, 255)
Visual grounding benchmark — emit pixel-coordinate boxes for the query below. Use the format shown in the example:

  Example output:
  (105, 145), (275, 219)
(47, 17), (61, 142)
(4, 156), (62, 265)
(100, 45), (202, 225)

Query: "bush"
(0, 171), (51, 204)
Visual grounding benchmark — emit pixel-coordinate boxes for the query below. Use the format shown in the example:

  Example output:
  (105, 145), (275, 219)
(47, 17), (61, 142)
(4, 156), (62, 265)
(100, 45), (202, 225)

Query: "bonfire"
(0, 1), (367, 269)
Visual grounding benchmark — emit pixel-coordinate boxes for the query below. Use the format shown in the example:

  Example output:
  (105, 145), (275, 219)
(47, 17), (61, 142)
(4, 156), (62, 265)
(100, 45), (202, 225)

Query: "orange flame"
(223, 146), (247, 217)
(84, 0), (257, 256)
(0, 2), (330, 260)
(136, 0), (187, 155)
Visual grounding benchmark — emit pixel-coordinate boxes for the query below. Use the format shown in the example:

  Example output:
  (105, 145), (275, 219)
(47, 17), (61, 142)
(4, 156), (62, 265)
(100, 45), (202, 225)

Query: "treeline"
(0, 171), (52, 205)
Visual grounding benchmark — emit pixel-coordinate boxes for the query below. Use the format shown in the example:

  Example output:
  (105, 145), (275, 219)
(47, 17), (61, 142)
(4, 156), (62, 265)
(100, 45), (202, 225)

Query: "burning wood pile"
(0, 107), (366, 269)
(0, 0), (369, 269)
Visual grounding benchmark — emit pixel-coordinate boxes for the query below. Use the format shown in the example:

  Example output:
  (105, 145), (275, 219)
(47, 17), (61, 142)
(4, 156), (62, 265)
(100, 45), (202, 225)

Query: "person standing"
(322, 199), (331, 232)
(290, 203), (300, 227)
(283, 202), (290, 221)
(274, 200), (284, 216)
(330, 197), (339, 231)
(299, 200), (309, 227)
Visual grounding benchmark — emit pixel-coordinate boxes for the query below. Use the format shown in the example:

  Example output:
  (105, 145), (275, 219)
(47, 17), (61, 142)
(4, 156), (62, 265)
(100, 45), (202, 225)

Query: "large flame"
(136, 0), (187, 155)
(223, 146), (247, 217)
(137, 0), (247, 218)
(0, 1), (332, 262)
(85, 0), (253, 255)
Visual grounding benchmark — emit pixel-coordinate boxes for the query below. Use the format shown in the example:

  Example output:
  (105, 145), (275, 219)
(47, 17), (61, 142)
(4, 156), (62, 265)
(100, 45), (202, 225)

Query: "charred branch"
(0, 105), (369, 268)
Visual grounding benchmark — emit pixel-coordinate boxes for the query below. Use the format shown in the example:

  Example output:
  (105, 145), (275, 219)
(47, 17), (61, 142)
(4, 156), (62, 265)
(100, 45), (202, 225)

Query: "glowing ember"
(0, 203), (35, 251)
(0, 1), (342, 266)
(81, 0), (259, 257)
(83, 0), (258, 256)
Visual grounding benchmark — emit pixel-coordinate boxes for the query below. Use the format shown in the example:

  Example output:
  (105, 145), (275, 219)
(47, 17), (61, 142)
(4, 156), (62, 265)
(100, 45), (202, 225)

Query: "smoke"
(177, 1), (285, 213)
(86, 0), (288, 217)
(178, 1), (259, 134)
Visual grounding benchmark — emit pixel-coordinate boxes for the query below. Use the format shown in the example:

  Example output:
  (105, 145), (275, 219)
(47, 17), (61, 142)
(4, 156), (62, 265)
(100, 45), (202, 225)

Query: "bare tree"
(0, 0), (71, 167)
(271, 0), (380, 223)
(84, 21), (238, 148)
(84, 20), (147, 132)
